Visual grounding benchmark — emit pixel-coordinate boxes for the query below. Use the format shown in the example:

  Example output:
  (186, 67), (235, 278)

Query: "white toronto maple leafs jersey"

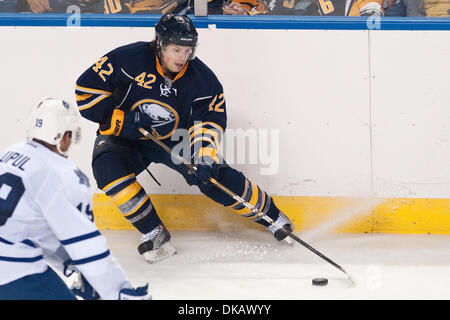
(0, 140), (132, 299)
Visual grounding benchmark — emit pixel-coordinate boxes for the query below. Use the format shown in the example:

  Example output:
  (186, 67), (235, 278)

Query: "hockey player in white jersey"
(0, 98), (151, 300)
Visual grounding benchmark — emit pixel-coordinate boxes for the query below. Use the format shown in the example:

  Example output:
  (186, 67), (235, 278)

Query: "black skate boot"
(138, 224), (176, 263)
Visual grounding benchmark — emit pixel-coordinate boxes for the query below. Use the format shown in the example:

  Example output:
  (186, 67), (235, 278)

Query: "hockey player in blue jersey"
(75, 13), (294, 263)
(0, 98), (151, 300)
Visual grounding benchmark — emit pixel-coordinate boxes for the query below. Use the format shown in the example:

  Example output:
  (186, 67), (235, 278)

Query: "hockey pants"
(92, 135), (282, 234)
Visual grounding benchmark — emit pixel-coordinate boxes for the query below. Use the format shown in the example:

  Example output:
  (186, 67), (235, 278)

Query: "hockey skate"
(138, 224), (176, 263)
(268, 211), (294, 244)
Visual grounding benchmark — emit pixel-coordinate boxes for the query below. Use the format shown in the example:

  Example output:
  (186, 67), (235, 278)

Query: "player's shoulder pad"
(23, 142), (88, 193)
(110, 41), (151, 54)
(189, 57), (223, 88)
(105, 41), (153, 63)
(33, 145), (90, 189)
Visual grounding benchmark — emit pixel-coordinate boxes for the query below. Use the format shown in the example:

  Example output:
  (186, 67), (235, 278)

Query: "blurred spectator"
(265, 0), (314, 15)
(102, 0), (248, 15)
(402, 0), (425, 16)
(270, 0), (388, 15)
(11, 0), (448, 19)
(170, 0), (226, 14)
(225, 0), (266, 14)
(291, 0), (314, 14)
(104, 0), (164, 14)
(0, 0), (18, 11)
(384, 0), (406, 16)
(423, 0), (449, 16)
(26, 0), (51, 11)
(53, 0), (103, 12)
(18, 0), (103, 12)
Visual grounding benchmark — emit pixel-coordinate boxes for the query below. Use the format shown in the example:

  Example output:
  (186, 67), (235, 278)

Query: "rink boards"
(0, 18), (449, 234)
(93, 194), (450, 234)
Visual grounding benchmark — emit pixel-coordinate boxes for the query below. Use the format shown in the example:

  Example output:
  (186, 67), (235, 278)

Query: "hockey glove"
(63, 260), (100, 300)
(119, 284), (152, 300)
(100, 109), (153, 140)
(71, 273), (101, 300)
(196, 162), (222, 183)
(192, 147), (224, 183)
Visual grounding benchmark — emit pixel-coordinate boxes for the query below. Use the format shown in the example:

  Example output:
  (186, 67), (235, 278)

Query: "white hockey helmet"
(26, 97), (81, 155)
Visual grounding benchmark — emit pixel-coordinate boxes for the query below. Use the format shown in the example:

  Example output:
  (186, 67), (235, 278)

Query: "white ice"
(99, 229), (450, 300)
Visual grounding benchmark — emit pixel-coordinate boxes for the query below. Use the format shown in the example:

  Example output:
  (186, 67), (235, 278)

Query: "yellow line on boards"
(92, 194), (450, 234)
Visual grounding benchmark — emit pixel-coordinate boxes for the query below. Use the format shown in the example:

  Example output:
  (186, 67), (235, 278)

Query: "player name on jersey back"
(0, 150), (31, 171)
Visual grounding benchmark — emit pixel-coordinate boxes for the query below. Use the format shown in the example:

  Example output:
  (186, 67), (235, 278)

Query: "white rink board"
(369, 30), (450, 198)
(0, 27), (448, 198)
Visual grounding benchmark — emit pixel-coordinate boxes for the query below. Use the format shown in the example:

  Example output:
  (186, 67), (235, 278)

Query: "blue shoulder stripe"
(72, 250), (110, 265)
(60, 231), (101, 245)
(0, 255), (43, 262)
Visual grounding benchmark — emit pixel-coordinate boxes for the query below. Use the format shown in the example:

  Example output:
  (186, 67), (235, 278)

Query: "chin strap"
(32, 138), (68, 158)
(57, 140), (69, 158)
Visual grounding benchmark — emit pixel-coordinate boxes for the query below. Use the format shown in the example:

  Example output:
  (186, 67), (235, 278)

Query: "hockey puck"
(312, 278), (328, 286)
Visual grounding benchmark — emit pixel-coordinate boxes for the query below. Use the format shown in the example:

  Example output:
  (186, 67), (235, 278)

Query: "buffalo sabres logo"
(131, 99), (179, 140)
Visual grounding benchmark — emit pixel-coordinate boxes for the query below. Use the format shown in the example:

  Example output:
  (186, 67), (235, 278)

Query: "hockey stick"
(138, 127), (356, 286)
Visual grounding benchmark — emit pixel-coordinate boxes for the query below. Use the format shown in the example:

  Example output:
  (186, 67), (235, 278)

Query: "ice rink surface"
(101, 229), (450, 300)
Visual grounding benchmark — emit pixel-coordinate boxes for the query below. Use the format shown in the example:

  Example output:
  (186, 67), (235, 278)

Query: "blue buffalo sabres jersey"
(0, 141), (132, 299)
(76, 41), (226, 156)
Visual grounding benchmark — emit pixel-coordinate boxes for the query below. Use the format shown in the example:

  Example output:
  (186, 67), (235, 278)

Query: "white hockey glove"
(119, 284), (152, 300)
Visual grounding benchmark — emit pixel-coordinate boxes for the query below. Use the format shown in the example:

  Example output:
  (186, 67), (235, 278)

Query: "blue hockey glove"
(196, 162), (221, 183)
(191, 146), (224, 183)
(119, 284), (152, 300)
(63, 260), (100, 300)
(99, 109), (153, 140)
(183, 161), (222, 186)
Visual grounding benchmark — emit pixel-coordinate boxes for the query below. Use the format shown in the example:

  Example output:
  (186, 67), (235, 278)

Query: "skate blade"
(143, 241), (177, 263)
